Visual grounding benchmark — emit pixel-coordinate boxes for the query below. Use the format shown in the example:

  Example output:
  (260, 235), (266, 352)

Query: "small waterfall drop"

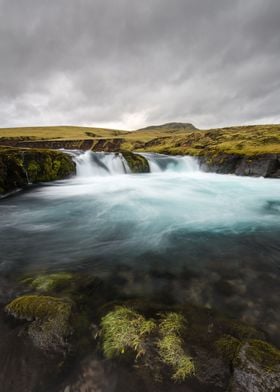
(73, 151), (131, 177)
(70, 150), (200, 177)
(139, 152), (200, 173)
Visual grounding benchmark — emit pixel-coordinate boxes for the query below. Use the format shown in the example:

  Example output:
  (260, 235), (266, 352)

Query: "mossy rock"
(215, 317), (264, 341)
(230, 340), (280, 391)
(121, 150), (150, 173)
(215, 335), (242, 361)
(0, 147), (76, 195)
(23, 272), (74, 293)
(5, 295), (72, 352)
(234, 340), (280, 373)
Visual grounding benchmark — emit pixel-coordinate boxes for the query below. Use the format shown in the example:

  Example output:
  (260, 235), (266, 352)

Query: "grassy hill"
(135, 124), (280, 157)
(0, 125), (128, 141)
(0, 123), (279, 157)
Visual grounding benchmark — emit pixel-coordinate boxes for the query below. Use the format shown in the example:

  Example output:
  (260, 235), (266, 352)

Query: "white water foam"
(73, 151), (131, 177)
(72, 150), (200, 177)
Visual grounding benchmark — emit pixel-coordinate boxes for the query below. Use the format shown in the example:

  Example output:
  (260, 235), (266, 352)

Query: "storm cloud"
(0, 0), (279, 129)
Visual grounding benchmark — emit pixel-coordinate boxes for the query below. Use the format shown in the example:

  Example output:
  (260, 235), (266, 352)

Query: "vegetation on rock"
(0, 146), (76, 195)
(157, 312), (195, 381)
(23, 272), (74, 292)
(101, 307), (195, 382)
(101, 306), (156, 359)
(215, 335), (241, 361)
(2, 273), (280, 390)
(121, 150), (150, 173)
(5, 295), (72, 351)
(237, 339), (280, 372)
(230, 339), (280, 391)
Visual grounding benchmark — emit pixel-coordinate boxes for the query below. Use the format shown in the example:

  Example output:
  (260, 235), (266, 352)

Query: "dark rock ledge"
(198, 153), (280, 178)
(0, 146), (76, 196)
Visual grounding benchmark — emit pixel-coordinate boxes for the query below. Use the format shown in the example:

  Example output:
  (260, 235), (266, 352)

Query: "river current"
(0, 151), (279, 342)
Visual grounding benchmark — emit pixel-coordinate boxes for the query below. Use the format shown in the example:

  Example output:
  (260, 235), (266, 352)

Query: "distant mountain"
(136, 122), (197, 132)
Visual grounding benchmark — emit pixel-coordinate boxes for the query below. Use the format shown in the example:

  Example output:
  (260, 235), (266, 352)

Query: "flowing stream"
(0, 151), (280, 341)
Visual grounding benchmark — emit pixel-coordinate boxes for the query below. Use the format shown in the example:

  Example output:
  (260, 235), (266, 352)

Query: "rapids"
(0, 151), (280, 341)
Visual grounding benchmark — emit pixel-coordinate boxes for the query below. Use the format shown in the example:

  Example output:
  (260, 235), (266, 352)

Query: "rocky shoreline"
(198, 153), (280, 178)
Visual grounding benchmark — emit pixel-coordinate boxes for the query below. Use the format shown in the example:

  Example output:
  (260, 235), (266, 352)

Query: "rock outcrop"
(199, 153), (280, 178)
(5, 295), (72, 352)
(230, 340), (280, 391)
(121, 151), (150, 173)
(0, 147), (76, 196)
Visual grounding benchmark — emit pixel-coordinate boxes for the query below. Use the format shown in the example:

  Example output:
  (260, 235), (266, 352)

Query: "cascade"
(73, 151), (131, 177)
(71, 150), (200, 177)
(140, 152), (200, 173)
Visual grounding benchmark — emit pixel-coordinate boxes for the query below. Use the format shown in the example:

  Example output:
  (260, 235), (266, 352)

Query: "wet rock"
(194, 347), (231, 390)
(0, 146), (76, 196)
(5, 295), (72, 352)
(230, 340), (280, 391)
(0, 311), (64, 392)
(23, 272), (74, 293)
(121, 150), (150, 173)
(92, 138), (125, 152)
(199, 153), (280, 178)
(60, 357), (116, 392)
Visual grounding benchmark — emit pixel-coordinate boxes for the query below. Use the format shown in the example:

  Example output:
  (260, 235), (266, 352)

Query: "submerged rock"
(0, 313), (65, 392)
(5, 295), (72, 352)
(23, 272), (74, 293)
(2, 273), (280, 391)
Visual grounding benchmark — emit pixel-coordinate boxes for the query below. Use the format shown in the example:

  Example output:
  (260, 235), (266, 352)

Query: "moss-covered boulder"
(0, 146), (76, 196)
(230, 340), (280, 391)
(121, 150), (150, 173)
(5, 295), (72, 352)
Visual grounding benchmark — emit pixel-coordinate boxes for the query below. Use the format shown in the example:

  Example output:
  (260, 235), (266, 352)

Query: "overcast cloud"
(0, 0), (279, 129)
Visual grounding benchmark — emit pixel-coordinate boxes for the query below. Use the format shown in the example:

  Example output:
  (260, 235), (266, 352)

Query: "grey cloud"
(0, 0), (279, 129)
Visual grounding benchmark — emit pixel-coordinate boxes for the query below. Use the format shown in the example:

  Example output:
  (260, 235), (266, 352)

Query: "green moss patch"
(157, 312), (195, 382)
(101, 307), (194, 382)
(5, 295), (72, 351)
(0, 146), (76, 195)
(121, 150), (150, 173)
(215, 335), (241, 361)
(244, 340), (280, 372)
(101, 306), (156, 359)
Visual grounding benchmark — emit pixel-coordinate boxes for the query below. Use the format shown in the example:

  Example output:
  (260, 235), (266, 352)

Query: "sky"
(0, 0), (280, 130)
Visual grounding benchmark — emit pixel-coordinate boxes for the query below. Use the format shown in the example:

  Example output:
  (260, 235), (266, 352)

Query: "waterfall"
(73, 151), (131, 177)
(139, 152), (200, 173)
(70, 150), (200, 177)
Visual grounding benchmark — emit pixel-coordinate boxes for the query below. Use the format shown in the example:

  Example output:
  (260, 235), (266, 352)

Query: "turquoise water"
(0, 152), (279, 341)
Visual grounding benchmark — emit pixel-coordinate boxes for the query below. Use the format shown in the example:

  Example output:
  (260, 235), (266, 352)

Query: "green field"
(0, 123), (280, 157)
(0, 125), (128, 140)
